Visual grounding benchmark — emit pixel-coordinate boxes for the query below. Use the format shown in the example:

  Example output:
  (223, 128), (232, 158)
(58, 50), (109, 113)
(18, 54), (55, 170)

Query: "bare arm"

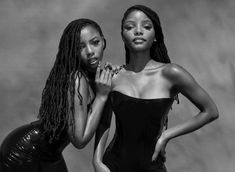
(164, 64), (218, 139)
(93, 97), (113, 172)
(68, 66), (112, 149)
(152, 64), (219, 160)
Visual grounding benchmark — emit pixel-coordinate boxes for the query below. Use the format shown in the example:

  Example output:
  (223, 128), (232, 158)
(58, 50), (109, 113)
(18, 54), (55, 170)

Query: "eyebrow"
(124, 19), (152, 24)
(90, 36), (101, 41)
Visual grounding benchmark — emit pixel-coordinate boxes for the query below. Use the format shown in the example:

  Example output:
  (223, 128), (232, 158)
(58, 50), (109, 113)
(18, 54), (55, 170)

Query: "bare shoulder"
(162, 63), (195, 85)
(111, 66), (128, 89)
(162, 63), (188, 77)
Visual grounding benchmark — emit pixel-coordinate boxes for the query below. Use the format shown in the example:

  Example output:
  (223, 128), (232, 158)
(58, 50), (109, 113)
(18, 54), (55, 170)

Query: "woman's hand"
(151, 132), (169, 162)
(95, 62), (112, 97)
(104, 62), (123, 76)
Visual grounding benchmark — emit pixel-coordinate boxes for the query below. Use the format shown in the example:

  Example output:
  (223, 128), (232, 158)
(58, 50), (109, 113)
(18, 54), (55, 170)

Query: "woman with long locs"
(0, 18), (113, 172)
(93, 5), (219, 172)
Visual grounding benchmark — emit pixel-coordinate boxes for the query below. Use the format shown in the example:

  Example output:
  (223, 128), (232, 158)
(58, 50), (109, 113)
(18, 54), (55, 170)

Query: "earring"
(153, 39), (157, 42)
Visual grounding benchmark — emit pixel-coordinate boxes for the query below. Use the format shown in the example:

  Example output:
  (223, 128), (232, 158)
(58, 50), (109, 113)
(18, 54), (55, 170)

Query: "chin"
(131, 46), (149, 52)
(87, 66), (97, 74)
(130, 43), (151, 51)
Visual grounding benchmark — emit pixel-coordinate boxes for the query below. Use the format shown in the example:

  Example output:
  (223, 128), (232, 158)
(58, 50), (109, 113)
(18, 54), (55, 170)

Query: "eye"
(92, 39), (100, 46)
(124, 25), (134, 31)
(144, 25), (153, 30)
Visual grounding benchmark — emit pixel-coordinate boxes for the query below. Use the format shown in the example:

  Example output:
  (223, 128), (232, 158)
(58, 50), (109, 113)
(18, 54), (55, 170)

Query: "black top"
(103, 91), (174, 172)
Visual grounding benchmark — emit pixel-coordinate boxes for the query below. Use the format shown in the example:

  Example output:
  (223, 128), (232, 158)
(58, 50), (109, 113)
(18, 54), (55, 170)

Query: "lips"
(88, 58), (98, 65)
(133, 37), (146, 43)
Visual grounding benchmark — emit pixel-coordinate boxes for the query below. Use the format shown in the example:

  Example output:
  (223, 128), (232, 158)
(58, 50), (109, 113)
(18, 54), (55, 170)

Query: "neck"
(126, 50), (151, 72)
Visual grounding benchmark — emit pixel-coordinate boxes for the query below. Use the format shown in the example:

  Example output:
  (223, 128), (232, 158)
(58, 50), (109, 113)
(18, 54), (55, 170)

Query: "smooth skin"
(0, 21), (113, 172)
(67, 25), (112, 149)
(93, 10), (218, 172)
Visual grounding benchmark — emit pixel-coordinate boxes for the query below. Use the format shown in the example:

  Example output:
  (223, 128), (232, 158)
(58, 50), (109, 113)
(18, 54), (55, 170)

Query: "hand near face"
(95, 62), (112, 97)
(104, 62), (123, 76)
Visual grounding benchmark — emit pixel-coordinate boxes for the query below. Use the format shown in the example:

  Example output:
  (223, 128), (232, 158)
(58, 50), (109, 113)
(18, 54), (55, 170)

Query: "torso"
(103, 61), (176, 171)
(112, 61), (176, 99)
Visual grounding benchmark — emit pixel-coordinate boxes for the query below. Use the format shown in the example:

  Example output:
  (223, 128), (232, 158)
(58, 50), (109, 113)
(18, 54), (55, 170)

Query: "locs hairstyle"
(121, 5), (171, 64)
(38, 19), (105, 142)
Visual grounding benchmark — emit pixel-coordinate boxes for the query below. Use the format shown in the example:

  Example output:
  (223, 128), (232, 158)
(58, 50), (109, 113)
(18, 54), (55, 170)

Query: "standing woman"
(93, 5), (219, 172)
(0, 18), (112, 172)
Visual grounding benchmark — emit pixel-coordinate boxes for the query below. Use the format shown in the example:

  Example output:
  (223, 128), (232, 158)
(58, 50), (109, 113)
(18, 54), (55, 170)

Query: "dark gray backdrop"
(0, 0), (234, 171)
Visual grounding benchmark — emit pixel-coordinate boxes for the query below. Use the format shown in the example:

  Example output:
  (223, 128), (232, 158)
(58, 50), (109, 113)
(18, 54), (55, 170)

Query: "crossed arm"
(68, 66), (112, 149)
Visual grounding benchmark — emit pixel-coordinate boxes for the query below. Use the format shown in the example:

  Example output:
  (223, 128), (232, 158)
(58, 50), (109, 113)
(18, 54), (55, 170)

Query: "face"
(122, 10), (155, 52)
(79, 25), (104, 73)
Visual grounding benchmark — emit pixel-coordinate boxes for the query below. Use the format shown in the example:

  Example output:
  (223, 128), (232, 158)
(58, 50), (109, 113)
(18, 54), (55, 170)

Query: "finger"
(104, 62), (113, 70)
(95, 61), (101, 82)
(151, 151), (159, 162)
(113, 65), (119, 71)
(151, 146), (160, 161)
(99, 68), (106, 82)
(108, 70), (112, 85)
(103, 68), (110, 83)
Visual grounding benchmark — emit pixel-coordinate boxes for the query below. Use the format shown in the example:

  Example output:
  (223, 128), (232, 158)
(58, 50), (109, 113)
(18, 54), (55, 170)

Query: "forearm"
(163, 110), (218, 141)
(82, 94), (108, 144)
(93, 128), (110, 162)
(74, 94), (108, 148)
(93, 110), (112, 166)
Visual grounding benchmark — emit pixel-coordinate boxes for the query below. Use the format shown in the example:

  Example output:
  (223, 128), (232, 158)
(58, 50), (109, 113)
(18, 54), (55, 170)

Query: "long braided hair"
(121, 5), (171, 64)
(37, 19), (104, 142)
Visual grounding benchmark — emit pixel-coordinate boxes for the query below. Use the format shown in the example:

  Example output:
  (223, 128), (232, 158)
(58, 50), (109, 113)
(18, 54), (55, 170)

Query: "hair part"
(37, 18), (104, 142)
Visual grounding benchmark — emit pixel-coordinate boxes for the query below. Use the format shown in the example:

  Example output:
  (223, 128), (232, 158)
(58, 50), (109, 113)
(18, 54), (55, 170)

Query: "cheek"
(148, 32), (155, 41)
(122, 32), (133, 46)
(123, 31), (131, 39)
(80, 51), (87, 64)
(96, 47), (104, 59)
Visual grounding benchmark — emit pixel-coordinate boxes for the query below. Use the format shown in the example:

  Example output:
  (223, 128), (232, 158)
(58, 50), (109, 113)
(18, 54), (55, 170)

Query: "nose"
(134, 25), (143, 36)
(86, 45), (94, 58)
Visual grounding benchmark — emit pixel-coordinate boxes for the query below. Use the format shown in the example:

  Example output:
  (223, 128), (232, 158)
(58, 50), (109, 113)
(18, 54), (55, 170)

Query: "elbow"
(207, 110), (219, 122)
(211, 112), (219, 121)
(74, 142), (87, 149)
(72, 141), (86, 149)
(70, 137), (88, 149)
(67, 128), (89, 149)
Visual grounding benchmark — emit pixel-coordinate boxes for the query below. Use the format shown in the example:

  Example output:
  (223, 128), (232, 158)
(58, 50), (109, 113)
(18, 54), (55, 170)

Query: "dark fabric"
(0, 120), (69, 172)
(103, 91), (173, 172)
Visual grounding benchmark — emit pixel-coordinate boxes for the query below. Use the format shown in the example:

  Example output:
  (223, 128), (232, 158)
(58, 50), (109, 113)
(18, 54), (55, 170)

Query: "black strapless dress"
(0, 120), (70, 172)
(103, 91), (174, 172)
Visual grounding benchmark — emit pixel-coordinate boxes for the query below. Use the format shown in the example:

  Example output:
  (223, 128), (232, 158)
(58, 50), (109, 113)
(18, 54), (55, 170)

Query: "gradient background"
(0, 0), (235, 172)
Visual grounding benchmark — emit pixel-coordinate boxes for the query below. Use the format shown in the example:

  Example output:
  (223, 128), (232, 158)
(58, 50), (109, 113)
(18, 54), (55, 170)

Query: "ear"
(102, 37), (106, 50)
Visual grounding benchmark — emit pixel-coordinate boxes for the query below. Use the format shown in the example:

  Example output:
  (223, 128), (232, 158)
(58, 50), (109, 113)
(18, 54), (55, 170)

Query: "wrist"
(161, 130), (171, 143)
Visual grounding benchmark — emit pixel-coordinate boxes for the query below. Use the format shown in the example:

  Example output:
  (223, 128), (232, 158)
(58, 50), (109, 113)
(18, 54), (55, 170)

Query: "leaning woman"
(0, 18), (112, 172)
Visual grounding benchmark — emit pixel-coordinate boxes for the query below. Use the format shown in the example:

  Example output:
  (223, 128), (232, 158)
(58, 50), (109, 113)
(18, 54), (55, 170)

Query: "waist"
(0, 121), (69, 162)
